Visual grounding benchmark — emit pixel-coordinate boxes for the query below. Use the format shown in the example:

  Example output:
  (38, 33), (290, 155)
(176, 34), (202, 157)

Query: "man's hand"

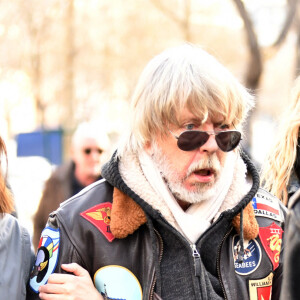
(38, 263), (103, 300)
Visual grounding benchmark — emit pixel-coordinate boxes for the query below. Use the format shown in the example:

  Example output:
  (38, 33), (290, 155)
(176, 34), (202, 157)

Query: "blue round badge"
(232, 235), (261, 275)
(94, 265), (142, 300)
(29, 227), (60, 293)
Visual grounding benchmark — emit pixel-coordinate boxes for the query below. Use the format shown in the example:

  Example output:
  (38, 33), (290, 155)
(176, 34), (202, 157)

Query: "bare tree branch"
(232, 0), (262, 90)
(149, 0), (181, 24)
(272, 0), (298, 48)
(149, 0), (192, 41)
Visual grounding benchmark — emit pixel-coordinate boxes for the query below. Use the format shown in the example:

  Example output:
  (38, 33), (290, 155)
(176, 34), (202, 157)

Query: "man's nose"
(200, 134), (219, 153)
(89, 150), (102, 160)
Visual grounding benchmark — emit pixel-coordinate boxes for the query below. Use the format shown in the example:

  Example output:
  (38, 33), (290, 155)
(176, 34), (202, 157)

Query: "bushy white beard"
(151, 146), (228, 204)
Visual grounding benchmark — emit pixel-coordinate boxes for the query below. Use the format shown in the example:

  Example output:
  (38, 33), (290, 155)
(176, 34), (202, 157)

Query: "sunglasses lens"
(176, 130), (241, 152)
(177, 131), (209, 151)
(84, 148), (103, 155)
(216, 131), (241, 152)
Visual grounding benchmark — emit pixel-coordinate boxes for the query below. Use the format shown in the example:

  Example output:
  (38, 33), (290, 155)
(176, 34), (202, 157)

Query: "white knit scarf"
(139, 150), (236, 243)
(119, 149), (251, 244)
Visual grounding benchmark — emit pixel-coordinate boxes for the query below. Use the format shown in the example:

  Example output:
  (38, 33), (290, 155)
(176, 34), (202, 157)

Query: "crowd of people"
(1, 43), (300, 299)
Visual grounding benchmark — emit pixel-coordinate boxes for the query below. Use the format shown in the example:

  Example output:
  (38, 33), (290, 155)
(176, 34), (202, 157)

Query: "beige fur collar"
(110, 151), (259, 240)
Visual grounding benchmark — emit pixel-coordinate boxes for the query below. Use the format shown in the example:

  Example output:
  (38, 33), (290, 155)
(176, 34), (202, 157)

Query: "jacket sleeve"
(279, 201), (300, 300)
(26, 213), (86, 299)
(0, 215), (34, 300)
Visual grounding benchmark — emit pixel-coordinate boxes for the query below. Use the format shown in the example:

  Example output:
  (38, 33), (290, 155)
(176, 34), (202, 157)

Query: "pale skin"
(38, 108), (230, 298)
(72, 137), (104, 186)
(146, 108), (229, 193)
(38, 263), (103, 300)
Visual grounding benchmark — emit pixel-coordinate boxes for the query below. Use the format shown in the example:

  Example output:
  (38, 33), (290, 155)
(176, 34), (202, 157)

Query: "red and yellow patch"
(249, 272), (273, 300)
(258, 222), (283, 270)
(80, 203), (115, 242)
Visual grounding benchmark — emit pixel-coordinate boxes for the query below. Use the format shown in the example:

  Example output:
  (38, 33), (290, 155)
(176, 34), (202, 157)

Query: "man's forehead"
(77, 137), (101, 148)
(176, 108), (226, 124)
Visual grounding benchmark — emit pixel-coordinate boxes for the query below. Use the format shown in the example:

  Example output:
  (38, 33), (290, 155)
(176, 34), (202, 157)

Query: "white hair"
(117, 43), (254, 158)
(72, 122), (110, 151)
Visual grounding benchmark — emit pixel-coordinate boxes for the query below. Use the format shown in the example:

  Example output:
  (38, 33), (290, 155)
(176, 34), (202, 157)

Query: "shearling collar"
(109, 151), (259, 241)
(110, 187), (258, 240)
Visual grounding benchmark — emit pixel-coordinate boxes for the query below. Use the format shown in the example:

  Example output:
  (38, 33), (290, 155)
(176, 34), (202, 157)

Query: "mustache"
(186, 154), (221, 177)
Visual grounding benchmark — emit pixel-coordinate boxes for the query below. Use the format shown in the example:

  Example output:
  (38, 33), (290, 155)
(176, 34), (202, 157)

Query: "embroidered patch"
(252, 191), (282, 222)
(232, 235), (261, 275)
(94, 265), (142, 299)
(80, 203), (115, 242)
(259, 222), (283, 270)
(29, 227), (60, 293)
(249, 272), (273, 300)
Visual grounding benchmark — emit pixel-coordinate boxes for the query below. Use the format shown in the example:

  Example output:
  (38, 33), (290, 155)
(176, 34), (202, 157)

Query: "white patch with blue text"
(252, 190), (282, 222)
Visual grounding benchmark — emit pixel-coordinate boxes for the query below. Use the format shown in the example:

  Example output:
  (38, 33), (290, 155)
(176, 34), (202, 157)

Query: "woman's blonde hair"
(117, 43), (254, 157)
(0, 136), (13, 214)
(261, 76), (300, 205)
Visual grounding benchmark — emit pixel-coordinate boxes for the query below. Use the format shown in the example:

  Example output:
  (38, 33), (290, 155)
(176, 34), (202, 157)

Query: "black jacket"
(27, 153), (285, 300)
(280, 188), (300, 300)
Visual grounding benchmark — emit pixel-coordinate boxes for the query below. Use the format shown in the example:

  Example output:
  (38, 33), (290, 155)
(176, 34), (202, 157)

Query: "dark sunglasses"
(83, 148), (103, 155)
(170, 130), (241, 152)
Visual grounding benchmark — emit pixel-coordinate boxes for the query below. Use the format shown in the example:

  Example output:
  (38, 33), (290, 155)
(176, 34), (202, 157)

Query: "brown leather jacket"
(27, 154), (285, 300)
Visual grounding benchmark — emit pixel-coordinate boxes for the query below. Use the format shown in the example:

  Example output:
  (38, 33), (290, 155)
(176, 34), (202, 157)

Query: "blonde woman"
(270, 77), (300, 299)
(0, 136), (34, 299)
(261, 76), (300, 206)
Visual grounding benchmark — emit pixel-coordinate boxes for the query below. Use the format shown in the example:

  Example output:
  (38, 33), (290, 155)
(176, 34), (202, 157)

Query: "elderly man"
(32, 122), (110, 250)
(28, 44), (285, 300)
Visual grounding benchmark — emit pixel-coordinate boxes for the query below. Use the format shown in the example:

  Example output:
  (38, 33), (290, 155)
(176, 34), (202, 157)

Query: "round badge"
(232, 234), (261, 275)
(94, 265), (142, 300)
(29, 227), (60, 293)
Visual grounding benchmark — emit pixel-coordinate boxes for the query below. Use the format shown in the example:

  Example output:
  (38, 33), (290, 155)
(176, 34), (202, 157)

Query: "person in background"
(260, 76), (300, 206)
(260, 76), (300, 300)
(28, 44), (285, 300)
(32, 122), (110, 250)
(0, 136), (34, 299)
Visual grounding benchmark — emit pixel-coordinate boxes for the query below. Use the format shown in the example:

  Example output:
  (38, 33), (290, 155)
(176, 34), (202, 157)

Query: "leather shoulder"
(253, 188), (286, 226)
(56, 179), (113, 216)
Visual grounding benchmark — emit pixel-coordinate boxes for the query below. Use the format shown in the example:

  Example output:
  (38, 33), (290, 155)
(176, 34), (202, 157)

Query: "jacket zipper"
(217, 226), (233, 300)
(190, 244), (201, 277)
(149, 228), (164, 300)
